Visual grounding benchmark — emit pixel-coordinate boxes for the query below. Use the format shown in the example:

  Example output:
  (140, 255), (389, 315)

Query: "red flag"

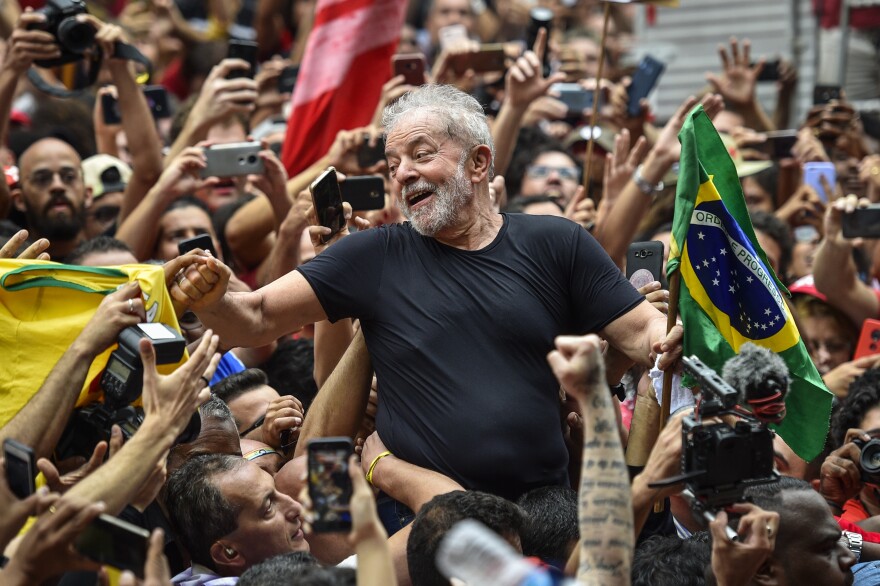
(281, 0), (407, 176)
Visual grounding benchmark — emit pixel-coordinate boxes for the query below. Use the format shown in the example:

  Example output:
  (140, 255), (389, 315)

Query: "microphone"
(722, 343), (790, 424)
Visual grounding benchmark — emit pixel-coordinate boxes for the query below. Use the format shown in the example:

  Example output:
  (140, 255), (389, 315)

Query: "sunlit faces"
(385, 114), (475, 236)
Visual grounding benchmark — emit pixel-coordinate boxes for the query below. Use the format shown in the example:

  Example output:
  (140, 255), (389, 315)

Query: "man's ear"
(83, 186), (93, 210)
(11, 187), (25, 213)
(209, 541), (246, 574)
(468, 145), (492, 184)
(752, 558), (780, 586)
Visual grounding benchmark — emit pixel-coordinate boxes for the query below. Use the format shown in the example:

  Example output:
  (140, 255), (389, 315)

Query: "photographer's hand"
(710, 503), (779, 586)
(0, 459), (57, 552)
(4, 9), (60, 74)
(818, 441), (864, 508)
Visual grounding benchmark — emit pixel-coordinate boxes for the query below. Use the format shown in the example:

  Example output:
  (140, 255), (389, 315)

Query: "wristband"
(366, 450), (393, 486)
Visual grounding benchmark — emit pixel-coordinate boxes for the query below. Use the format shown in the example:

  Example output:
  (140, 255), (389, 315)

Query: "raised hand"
(4, 9), (60, 74)
(710, 503), (779, 586)
(506, 28), (564, 110)
(0, 229), (50, 260)
(706, 37), (762, 110)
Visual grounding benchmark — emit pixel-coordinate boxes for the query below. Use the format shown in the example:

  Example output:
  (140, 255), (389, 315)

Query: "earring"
(225, 547), (235, 557)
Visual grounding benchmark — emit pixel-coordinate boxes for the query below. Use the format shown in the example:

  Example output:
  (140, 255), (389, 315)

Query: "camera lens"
(860, 439), (880, 482)
(57, 18), (96, 54)
(247, 155), (257, 164)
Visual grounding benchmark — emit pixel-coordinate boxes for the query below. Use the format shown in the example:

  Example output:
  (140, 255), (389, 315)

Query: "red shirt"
(838, 516), (880, 543)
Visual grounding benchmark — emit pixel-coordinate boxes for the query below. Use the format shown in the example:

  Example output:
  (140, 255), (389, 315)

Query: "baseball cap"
(788, 274), (828, 302)
(82, 154), (132, 199)
(719, 133), (774, 178)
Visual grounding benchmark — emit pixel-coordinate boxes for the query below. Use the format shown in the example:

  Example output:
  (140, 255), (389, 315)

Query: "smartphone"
(803, 161), (836, 203)
(74, 514), (150, 578)
(439, 24), (468, 52)
(277, 65), (299, 94)
(526, 7), (553, 75)
(310, 167), (345, 244)
(762, 130), (798, 159)
(627, 55), (665, 116)
(227, 39), (259, 79)
(551, 83), (594, 118)
(392, 54), (426, 86)
(753, 59), (781, 82)
(201, 141), (265, 178)
(102, 86), (170, 124)
(842, 204), (880, 239)
(357, 135), (386, 168)
(449, 44), (506, 75)
(178, 234), (216, 257)
(307, 437), (353, 532)
(626, 241), (666, 289)
(3, 439), (35, 499)
(854, 319), (880, 360)
(341, 176), (385, 211)
(814, 84), (842, 105)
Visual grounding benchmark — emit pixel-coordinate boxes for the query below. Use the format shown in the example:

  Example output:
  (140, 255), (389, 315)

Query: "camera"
(56, 324), (195, 461)
(650, 355), (778, 513)
(853, 438), (880, 485)
(29, 0), (95, 68)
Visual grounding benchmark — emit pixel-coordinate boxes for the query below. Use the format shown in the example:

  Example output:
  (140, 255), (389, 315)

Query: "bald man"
(12, 138), (92, 259)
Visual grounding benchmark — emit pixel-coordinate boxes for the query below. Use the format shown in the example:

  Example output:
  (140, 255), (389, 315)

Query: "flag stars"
(712, 278), (720, 286)
(764, 308), (772, 316)
(746, 276), (754, 283)
(729, 285), (736, 293)
(716, 270), (721, 277)
(703, 260), (710, 268)
(711, 257), (717, 263)
(698, 232), (705, 240)
(720, 249), (727, 256)
(761, 324), (768, 331)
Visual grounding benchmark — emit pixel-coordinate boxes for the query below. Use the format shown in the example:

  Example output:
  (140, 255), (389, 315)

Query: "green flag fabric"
(667, 106), (833, 462)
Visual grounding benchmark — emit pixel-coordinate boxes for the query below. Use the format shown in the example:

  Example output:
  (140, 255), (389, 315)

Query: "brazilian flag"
(667, 106), (832, 462)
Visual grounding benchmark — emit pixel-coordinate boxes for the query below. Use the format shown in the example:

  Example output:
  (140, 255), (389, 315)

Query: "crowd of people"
(1, 0), (880, 584)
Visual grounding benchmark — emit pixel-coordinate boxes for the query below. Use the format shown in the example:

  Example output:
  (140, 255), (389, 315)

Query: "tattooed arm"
(548, 335), (634, 586)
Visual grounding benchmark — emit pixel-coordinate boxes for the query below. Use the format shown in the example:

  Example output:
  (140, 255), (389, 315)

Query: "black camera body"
(29, 0), (95, 67)
(682, 418), (777, 509)
(100, 324), (185, 410)
(853, 438), (880, 485)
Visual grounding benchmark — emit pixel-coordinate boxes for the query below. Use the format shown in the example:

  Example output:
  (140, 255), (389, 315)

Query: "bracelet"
(633, 164), (664, 197)
(366, 450), (392, 486)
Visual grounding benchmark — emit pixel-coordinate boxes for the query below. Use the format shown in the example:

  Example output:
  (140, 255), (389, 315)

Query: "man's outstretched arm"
(172, 257), (328, 349)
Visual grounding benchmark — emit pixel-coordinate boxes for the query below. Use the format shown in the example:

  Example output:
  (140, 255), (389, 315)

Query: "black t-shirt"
(298, 213), (642, 498)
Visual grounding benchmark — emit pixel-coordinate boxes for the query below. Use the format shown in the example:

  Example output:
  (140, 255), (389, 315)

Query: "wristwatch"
(633, 165), (664, 197)
(843, 530), (863, 563)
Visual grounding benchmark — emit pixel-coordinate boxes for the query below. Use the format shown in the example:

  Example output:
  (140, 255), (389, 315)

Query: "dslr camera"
(650, 355), (778, 514)
(57, 323), (198, 460)
(28, 0), (95, 67)
(852, 437), (880, 486)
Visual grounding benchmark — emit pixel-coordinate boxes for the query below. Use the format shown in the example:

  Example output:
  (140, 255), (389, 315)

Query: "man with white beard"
(176, 84), (682, 505)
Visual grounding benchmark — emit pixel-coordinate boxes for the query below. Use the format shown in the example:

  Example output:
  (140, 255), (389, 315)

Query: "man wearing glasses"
(518, 148), (581, 206)
(10, 138), (92, 260)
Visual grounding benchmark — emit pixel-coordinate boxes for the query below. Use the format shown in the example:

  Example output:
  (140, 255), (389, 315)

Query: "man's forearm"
(813, 238), (879, 324)
(115, 187), (175, 260)
(576, 387), (633, 585)
(491, 101), (527, 178)
(65, 417), (175, 515)
(295, 329), (372, 457)
(109, 61), (164, 222)
(0, 340), (97, 460)
(370, 455), (463, 513)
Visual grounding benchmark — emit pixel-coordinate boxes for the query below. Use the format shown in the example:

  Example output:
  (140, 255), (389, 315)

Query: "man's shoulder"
(503, 212), (584, 241)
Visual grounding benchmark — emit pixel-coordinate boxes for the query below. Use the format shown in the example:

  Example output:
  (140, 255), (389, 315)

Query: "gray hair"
(383, 84), (495, 179)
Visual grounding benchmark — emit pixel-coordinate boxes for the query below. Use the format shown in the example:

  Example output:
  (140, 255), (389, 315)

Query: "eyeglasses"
(239, 414), (265, 438)
(27, 167), (81, 189)
(526, 165), (580, 181)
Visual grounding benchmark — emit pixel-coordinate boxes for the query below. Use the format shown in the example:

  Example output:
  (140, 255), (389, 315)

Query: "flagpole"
(581, 1), (612, 199)
(652, 268), (681, 513)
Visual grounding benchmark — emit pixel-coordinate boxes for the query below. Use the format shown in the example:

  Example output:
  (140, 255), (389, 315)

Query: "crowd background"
(1, 0), (880, 584)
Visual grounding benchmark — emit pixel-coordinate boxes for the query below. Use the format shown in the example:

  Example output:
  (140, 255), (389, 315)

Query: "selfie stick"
(581, 1), (612, 198)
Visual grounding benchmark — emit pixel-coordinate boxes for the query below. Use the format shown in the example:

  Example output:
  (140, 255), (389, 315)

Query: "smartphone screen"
(143, 86), (170, 119)
(854, 319), (880, 360)
(814, 84), (842, 105)
(842, 204), (880, 239)
(227, 40), (259, 79)
(74, 514), (150, 578)
(3, 439), (35, 499)
(101, 93), (122, 125)
(803, 162), (836, 203)
(310, 167), (345, 243)
(307, 438), (353, 532)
